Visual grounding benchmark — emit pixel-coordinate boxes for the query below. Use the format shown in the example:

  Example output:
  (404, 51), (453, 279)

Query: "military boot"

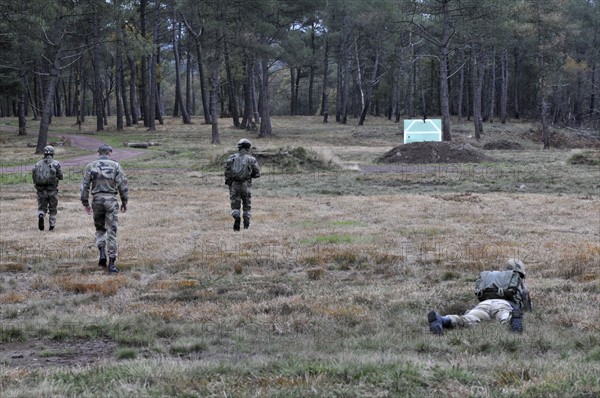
(428, 311), (452, 334)
(243, 217), (250, 229)
(108, 257), (119, 273)
(38, 214), (44, 231)
(510, 307), (523, 333)
(427, 311), (444, 335)
(233, 216), (241, 231)
(98, 247), (107, 267)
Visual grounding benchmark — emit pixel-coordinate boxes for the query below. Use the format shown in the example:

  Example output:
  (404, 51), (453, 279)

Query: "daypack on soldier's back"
(475, 270), (523, 306)
(33, 159), (57, 186)
(226, 154), (251, 181)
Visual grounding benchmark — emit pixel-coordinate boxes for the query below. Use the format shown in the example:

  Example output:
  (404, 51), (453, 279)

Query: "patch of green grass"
(115, 347), (137, 360)
(40, 349), (76, 358)
(0, 326), (25, 342)
(300, 234), (356, 245)
(432, 364), (475, 385)
(585, 347), (600, 362)
(330, 220), (366, 227)
(0, 173), (31, 184)
(169, 338), (207, 355)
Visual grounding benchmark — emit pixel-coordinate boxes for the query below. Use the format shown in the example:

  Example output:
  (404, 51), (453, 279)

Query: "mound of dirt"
(522, 128), (600, 149)
(483, 140), (524, 150)
(568, 150), (600, 166)
(211, 146), (336, 172)
(379, 141), (494, 164)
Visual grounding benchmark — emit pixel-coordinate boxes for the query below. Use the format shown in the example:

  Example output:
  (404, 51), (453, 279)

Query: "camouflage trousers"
(92, 195), (119, 258)
(37, 188), (59, 227)
(229, 180), (252, 220)
(446, 299), (514, 328)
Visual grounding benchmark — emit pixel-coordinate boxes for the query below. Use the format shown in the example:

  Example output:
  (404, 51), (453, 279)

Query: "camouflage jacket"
(80, 155), (128, 206)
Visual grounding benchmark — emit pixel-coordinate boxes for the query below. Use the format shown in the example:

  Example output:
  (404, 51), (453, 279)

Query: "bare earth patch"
(483, 140), (525, 150)
(378, 141), (494, 164)
(0, 338), (117, 368)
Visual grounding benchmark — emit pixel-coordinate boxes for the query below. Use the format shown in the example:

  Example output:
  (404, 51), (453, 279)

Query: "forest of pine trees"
(0, 0), (598, 152)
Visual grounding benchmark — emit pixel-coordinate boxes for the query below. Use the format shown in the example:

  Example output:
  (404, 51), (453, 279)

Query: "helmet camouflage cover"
(237, 138), (252, 148)
(43, 145), (55, 156)
(505, 258), (526, 277)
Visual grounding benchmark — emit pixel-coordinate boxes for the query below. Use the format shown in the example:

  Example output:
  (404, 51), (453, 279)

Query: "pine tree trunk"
(139, 0), (148, 127)
(18, 67), (27, 135)
(195, 41), (211, 124)
(290, 67), (296, 115)
(500, 50), (508, 124)
(93, 9), (104, 132)
(173, 16), (191, 124)
(127, 55), (139, 124)
(457, 47), (465, 121)
(321, 40), (329, 122)
(513, 46), (520, 119)
(209, 31), (221, 144)
(241, 54), (254, 129)
(36, 20), (64, 154)
(154, 26), (164, 126)
(335, 44), (342, 122)
(258, 58), (273, 137)
(223, 38), (239, 127)
(185, 47), (192, 116)
(358, 48), (380, 126)
(488, 48), (496, 123)
(115, 22), (124, 131)
(181, 14), (211, 125)
(394, 46), (403, 123)
(590, 63), (596, 117)
(342, 26), (351, 124)
(471, 46), (484, 139)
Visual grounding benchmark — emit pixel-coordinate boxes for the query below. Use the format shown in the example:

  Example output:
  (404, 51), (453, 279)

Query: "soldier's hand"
(84, 206), (92, 215)
(120, 203), (127, 213)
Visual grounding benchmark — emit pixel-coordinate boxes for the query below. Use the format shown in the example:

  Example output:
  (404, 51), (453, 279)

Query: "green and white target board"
(403, 119), (442, 144)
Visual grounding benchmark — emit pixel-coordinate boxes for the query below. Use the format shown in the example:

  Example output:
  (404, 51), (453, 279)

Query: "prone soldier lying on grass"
(428, 258), (532, 335)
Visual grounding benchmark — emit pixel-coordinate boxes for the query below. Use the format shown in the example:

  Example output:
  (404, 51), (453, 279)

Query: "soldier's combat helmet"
(43, 145), (55, 156)
(98, 144), (113, 154)
(505, 258), (526, 277)
(238, 138), (252, 149)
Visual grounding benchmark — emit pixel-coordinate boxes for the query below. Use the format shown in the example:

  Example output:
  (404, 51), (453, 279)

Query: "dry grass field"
(1, 115), (599, 397)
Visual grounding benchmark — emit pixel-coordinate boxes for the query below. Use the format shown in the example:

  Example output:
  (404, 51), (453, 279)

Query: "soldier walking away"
(32, 146), (63, 231)
(224, 138), (261, 231)
(80, 145), (129, 273)
(428, 258), (533, 335)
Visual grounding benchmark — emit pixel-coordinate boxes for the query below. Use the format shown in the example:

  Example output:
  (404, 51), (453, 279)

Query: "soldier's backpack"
(226, 154), (251, 182)
(33, 159), (57, 186)
(475, 270), (523, 306)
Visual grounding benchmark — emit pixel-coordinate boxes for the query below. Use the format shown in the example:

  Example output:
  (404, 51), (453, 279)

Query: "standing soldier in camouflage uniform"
(428, 259), (532, 334)
(32, 145), (63, 231)
(80, 145), (129, 273)
(224, 138), (261, 231)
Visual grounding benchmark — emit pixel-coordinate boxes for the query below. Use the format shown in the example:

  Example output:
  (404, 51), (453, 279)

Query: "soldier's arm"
(522, 290), (533, 311)
(116, 164), (129, 205)
(224, 156), (234, 185)
(80, 165), (92, 206)
(55, 162), (64, 180)
(250, 159), (261, 179)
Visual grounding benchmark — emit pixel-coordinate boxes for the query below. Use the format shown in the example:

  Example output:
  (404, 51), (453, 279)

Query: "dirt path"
(1, 131), (145, 173)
